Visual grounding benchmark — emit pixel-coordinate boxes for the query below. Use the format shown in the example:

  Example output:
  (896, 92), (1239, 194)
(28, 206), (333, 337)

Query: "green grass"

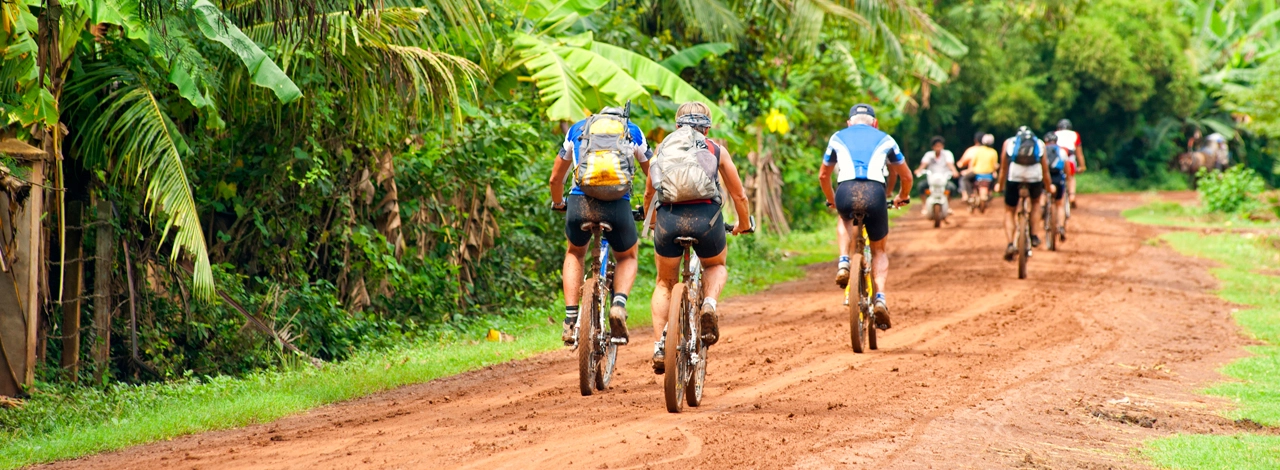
(1076, 170), (1189, 194)
(1138, 230), (1280, 469)
(0, 228), (836, 469)
(1123, 200), (1280, 229)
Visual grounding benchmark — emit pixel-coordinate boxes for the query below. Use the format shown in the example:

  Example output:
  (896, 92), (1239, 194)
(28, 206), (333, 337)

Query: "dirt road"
(51, 193), (1254, 469)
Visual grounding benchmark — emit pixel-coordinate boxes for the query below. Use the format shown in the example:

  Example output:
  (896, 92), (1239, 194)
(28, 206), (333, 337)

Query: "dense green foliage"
(0, 0), (1276, 392)
(1197, 166), (1267, 214)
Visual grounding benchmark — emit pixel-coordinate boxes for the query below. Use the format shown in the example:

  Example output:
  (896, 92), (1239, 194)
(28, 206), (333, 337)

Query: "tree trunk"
(92, 193), (112, 382)
(60, 201), (83, 381)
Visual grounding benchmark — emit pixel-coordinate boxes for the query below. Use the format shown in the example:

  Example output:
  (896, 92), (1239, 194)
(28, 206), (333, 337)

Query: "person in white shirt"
(914, 136), (960, 215)
(995, 126), (1055, 261)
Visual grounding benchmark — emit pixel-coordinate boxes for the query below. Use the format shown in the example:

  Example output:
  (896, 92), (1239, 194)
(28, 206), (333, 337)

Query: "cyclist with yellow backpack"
(549, 107), (651, 346)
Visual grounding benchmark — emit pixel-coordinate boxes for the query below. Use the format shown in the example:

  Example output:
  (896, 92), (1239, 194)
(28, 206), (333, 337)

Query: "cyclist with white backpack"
(549, 106), (651, 346)
(994, 126), (1054, 261)
(643, 102), (751, 374)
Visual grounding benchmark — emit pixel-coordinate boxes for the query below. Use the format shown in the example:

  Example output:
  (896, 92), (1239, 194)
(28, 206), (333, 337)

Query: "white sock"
(703, 297), (717, 311)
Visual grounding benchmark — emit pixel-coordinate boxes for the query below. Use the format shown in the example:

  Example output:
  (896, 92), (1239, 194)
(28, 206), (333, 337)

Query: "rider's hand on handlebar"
(891, 196), (910, 209)
(551, 200), (567, 212)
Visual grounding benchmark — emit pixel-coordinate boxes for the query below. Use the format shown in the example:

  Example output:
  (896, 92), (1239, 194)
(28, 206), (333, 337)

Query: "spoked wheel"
(1046, 202), (1058, 252)
(849, 263), (866, 354)
(686, 298), (707, 407)
(931, 204), (942, 228)
(1016, 214), (1029, 280)
(594, 291), (617, 391)
(577, 279), (599, 396)
(863, 263), (877, 350)
(664, 284), (689, 413)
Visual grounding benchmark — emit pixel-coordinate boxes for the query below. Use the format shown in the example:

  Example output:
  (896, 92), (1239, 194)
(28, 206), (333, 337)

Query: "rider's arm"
(718, 147), (752, 235)
(888, 161), (912, 205)
(947, 152), (961, 178)
(819, 142), (839, 208)
(914, 153), (929, 177)
(1075, 146), (1086, 172)
(1040, 149), (1054, 192)
(549, 150), (572, 207)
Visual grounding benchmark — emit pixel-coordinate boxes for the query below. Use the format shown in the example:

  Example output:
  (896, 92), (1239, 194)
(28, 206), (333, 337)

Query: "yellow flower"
(765, 108), (790, 134)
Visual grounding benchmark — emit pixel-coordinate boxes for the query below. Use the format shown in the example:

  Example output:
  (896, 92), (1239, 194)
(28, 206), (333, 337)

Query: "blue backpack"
(1012, 134), (1041, 165)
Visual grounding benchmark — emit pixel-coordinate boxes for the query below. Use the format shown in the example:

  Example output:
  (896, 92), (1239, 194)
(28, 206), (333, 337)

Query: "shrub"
(1197, 166), (1266, 215)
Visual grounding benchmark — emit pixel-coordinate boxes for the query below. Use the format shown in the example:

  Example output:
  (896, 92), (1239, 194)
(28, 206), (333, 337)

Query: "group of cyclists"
(913, 120), (1086, 259)
(548, 101), (1085, 385)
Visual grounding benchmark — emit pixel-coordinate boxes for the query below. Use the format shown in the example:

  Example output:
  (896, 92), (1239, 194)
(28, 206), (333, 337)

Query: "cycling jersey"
(822, 125), (903, 184)
(961, 145), (999, 174)
(559, 118), (650, 200)
(1054, 130), (1081, 155)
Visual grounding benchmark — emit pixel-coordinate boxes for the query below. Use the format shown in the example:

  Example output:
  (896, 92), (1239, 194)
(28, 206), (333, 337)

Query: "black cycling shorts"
(1050, 172), (1066, 200)
(836, 180), (889, 242)
(565, 195), (638, 251)
(1003, 181), (1044, 208)
(654, 202), (726, 259)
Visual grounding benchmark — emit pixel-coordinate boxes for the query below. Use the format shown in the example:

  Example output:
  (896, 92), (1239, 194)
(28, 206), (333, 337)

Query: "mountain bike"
(844, 218), (876, 353)
(1015, 186), (1033, 279)
(842, 200), (905, 353)
(663, 217), (754, 413)
(565, 210), (644, 397)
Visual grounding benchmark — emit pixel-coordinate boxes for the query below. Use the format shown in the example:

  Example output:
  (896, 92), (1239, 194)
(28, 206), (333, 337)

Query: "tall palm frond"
(67, 64), (214, 299)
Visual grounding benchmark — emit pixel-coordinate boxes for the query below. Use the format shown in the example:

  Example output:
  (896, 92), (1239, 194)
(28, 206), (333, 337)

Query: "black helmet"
(1057, 119), (1072, 130)
(1044, 132), (1058, 143)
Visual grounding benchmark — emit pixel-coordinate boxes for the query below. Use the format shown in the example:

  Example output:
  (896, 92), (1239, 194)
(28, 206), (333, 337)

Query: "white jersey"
(1054, 130), (1081, 154)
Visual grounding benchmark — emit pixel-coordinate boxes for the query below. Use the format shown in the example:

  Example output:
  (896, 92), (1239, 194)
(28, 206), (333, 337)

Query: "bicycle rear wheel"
(849, 260), (866, 354)
(1046, 201), (1057, 252)
(664, 283), (688, 413)
(863, 263), (877, 350)
(594, 290), (617, 391)
(577, 279), (599, 396)
(1017, 213), (1029, 279)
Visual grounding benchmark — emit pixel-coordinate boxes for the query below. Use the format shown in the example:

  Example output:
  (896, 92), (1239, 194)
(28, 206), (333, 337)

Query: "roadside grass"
(1077, 170), (1189, 194)
(0, 228), (834, 469)
(1123, 199), (1280, 229)
(1140, 230), (1280, 469)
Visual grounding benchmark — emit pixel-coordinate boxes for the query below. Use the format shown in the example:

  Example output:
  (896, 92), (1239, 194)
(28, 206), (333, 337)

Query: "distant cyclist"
(957, 132), (999, 206)
(644, 102), (752, 373)
(914, 136), (959, 215)
(1044, 132), (1068, 240)
(1052, 119), (1085, 207)
(548, 106), (650, 346)
(995, 126), (1053, 261)
(820, 104), (912, 330)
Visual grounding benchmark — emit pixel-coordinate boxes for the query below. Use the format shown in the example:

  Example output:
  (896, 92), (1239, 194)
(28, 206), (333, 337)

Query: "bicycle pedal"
(610, 337), (629, 345)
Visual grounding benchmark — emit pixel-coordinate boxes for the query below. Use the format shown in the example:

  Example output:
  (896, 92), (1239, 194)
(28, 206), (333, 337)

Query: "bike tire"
(1017, 215), (1029, 280)
(864, 263), (877, 351)
(849, 266), (866, 354)
(1046, 202), (1058, 252)
(931, 204), (942, 228)
(577, 279), (598, 396)
(687, 312), (708, 408)
(664, 283), (688, 413)
(594, 293), (617, 391)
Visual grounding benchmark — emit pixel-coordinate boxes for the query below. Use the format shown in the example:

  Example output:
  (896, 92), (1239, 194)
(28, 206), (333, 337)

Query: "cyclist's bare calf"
(1002, 195), (1044, 243)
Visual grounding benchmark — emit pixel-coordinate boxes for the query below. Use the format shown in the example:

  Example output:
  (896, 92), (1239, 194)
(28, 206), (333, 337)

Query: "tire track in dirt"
(45, 192), (1252, 469)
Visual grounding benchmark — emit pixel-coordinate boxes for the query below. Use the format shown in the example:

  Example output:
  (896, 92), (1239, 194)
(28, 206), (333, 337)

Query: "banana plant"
(505, 0), (730, 123)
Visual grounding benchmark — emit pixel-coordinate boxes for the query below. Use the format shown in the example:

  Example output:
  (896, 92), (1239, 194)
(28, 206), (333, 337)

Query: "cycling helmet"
(599, 106), (625, 117)
(1017, 126), (1035, 141)
(981, 134), (995, 146)
(1044, 132), (1058, 143)
(676, 113), (712, 129)
(1057, 119), (1072, 130)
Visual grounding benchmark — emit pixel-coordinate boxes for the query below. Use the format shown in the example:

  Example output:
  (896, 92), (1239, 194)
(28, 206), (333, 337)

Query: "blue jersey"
(559, 118), (650, 199)
(822, 125), (903, 184)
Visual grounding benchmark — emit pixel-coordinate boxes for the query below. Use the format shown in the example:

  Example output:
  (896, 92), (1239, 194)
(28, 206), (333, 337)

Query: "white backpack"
(651, 126), (721, 204)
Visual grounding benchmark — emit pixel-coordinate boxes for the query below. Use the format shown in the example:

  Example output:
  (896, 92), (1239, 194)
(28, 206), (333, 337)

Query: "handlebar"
(725, 216), (757, 234)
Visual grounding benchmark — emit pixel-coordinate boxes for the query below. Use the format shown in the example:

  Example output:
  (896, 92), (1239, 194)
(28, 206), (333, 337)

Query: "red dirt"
(47, 193), (1251, 469)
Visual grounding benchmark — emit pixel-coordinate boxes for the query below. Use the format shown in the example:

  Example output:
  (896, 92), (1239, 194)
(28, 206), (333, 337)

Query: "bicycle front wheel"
(594, 290), (617, 391)
(1017, 214), (1029, 279)
(664, 283), (689, 413)
(849, 270), (866, 354)
(577, 279), (599, 396)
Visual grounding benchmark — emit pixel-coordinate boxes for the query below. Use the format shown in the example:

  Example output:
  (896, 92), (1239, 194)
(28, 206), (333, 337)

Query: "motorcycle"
(923, 171), (952, 228)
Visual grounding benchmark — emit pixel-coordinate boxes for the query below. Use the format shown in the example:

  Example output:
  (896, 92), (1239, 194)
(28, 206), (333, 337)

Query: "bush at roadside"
(1197, 166), (1267, 215)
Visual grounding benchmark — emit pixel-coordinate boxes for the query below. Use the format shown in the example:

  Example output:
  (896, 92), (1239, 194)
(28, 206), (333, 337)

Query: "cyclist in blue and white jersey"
(818, 104), (912, 331)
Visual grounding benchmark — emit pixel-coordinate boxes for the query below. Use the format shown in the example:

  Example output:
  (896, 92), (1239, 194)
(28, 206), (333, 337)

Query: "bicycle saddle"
(675, 237), (698, 247)
(580, 222), (613, 232)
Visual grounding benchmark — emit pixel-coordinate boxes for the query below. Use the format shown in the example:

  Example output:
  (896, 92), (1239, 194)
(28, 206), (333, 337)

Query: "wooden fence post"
(60, 201), (83, 381)
(92, 193), (112, 382)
